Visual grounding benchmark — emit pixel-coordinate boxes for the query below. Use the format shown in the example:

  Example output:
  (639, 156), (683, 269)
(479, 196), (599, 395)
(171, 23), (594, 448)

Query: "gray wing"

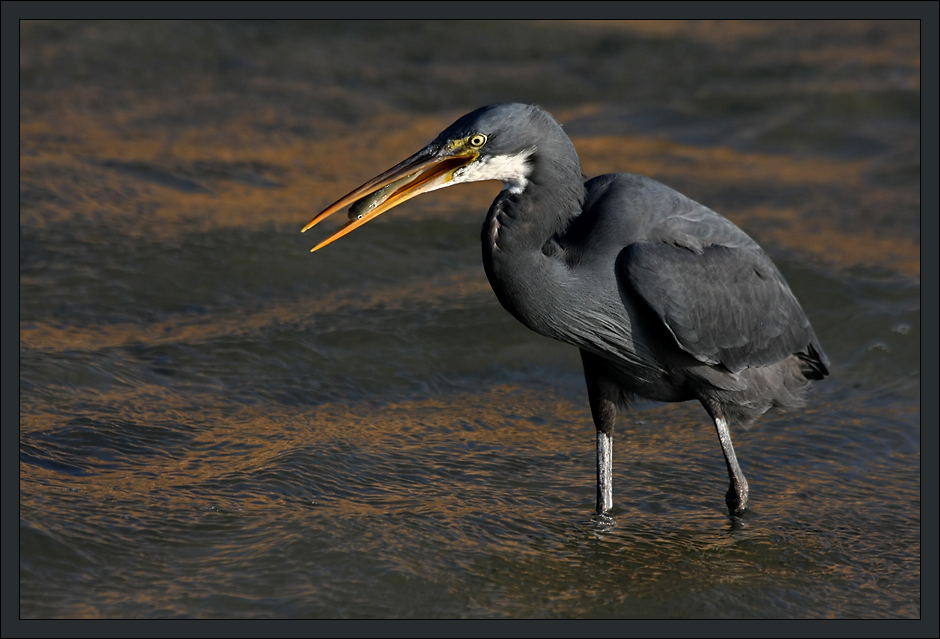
(621, 238), (821, 375)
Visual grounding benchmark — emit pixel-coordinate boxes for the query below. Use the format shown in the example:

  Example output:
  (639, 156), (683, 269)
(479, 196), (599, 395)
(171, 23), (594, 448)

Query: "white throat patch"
(450, 148), (535, 195)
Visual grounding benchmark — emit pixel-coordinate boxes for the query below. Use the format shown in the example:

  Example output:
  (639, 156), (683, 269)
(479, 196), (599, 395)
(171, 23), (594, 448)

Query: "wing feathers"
(622, 242), (821, 374)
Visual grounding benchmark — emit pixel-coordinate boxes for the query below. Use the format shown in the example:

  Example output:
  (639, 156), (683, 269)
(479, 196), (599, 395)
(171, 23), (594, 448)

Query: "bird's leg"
(704, 401), (749, 516)
(582, 354), (619, 515)
(596, 428), (614, 514)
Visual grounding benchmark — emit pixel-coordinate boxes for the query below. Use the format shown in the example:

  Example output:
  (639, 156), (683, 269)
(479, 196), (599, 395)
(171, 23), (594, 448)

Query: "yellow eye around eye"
(469, 134), (487, 147)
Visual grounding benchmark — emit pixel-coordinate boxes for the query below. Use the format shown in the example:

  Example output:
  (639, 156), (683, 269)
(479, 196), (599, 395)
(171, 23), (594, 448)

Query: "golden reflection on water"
(21, 381), (918, 616)
(21, 100), (919, 276)
(20, 382), (588, 513)
(19, 269), (492, 353)
(23, 372), (890, 527)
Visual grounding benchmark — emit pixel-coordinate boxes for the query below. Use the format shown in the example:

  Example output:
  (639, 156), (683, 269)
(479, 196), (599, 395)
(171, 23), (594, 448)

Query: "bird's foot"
(591, 509), (616, 530)
(725, 482), (749, 517)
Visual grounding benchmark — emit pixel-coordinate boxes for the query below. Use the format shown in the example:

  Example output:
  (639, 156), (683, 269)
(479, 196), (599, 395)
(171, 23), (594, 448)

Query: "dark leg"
(702, 401), (749, 516)
(581, 351), (619, 514)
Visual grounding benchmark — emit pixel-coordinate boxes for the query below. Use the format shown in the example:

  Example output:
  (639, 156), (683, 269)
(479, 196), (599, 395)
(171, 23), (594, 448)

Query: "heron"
(302, 104), (829, 517)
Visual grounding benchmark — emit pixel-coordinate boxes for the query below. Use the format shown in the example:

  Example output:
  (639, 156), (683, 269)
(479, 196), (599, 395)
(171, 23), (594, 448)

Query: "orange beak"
(302, 144), (478, 252)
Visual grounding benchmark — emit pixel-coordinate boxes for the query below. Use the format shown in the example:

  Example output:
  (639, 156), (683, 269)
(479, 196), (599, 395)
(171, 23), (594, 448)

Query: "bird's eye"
(468, 134), (487, 147)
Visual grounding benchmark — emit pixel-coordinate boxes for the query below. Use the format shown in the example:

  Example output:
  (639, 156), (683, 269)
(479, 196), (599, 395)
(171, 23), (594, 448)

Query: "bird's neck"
(481, 148), (584, 334)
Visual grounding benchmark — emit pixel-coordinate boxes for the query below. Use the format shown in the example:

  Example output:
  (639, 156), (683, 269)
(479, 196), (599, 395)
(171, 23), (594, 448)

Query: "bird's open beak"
(302, 144), (478, 252)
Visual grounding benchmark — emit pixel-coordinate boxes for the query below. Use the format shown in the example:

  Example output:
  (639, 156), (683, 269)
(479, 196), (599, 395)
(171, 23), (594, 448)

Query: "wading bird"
(303, 104), (829, 517)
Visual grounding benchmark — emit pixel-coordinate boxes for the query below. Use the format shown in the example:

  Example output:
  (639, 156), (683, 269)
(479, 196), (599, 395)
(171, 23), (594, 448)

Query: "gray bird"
(303, 104), (829, 517)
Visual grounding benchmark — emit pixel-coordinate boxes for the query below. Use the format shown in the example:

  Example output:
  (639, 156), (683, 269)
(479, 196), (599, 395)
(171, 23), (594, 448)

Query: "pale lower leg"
(596, 430), (613, 514)
(712, 411), (749, 515)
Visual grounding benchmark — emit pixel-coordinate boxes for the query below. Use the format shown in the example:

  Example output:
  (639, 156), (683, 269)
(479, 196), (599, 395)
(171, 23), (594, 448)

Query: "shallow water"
(19, 20), (920, 618)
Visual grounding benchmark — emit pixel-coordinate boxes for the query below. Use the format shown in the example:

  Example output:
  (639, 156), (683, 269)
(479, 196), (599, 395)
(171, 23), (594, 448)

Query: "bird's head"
(302, 104), (566, 252)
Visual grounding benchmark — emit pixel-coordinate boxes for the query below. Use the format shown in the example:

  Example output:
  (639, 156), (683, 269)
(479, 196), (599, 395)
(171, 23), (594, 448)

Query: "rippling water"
(19, 20), (920, 618)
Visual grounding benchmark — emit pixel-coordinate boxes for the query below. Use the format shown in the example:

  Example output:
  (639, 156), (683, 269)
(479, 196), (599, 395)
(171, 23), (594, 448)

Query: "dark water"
(19, 21), (921, 619)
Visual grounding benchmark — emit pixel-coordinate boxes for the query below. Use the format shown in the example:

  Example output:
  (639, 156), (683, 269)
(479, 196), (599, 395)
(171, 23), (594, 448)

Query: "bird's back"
(562, 173), (829, 423)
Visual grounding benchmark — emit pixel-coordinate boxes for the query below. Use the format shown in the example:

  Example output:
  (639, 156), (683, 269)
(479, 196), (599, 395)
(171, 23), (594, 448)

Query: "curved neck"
(483, 131), (584, 251)
(481, 141), (585, 334)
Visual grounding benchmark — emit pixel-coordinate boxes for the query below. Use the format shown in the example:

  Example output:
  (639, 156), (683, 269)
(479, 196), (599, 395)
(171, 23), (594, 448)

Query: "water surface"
(19, 20), (921, 619)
